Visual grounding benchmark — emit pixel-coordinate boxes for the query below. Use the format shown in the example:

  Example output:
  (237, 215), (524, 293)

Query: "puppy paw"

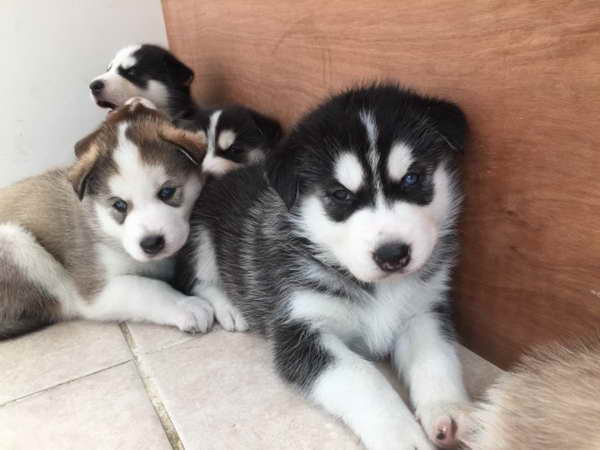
(417, 402), (472, 449)
(213, 301), (248, 332)
(175, 296), (215, 334)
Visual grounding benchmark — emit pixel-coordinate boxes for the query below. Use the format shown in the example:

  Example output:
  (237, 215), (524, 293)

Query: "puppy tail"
(0, 316), (52, 340)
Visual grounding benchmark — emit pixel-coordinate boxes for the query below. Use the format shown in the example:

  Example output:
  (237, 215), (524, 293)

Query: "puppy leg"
(274, 323), (433, 450)
(394, 311), (470, 448)
(192, 281), (248, 332)
(81, 275), (214, 333)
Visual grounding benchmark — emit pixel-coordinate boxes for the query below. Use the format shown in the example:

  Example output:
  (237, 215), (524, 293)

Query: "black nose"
(140, 235), (165, 255)
(374, 243), (411, 272)
(89, 80), (104, 94)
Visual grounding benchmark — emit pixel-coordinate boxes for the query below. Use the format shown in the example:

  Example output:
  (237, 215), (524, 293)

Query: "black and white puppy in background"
(90, 45), (282, 175)
(176, 105), (282, 176)
(89, 44), (197, 120)
(176, 84), (471, 449)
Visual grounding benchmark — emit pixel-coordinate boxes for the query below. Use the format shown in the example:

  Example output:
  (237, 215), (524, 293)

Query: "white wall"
(0, 0), (168, 188)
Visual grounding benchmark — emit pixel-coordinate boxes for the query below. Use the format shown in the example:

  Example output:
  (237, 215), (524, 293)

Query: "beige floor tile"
(0, 321), (132, 404)
(0, 361), (171, 450)
(141, 331), (502, 450)
(458, 345), (503, 400)
(125, 321), (199, 354)
(142, 330), (363, 450)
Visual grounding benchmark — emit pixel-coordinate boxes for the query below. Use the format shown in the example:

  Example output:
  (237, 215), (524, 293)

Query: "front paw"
(175, 296), (215, 334)
(416, 402), (472, 449)
(213, 301), (248, 332)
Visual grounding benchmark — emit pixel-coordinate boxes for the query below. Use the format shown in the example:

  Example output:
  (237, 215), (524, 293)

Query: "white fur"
(288, 269), (464, 448)
(82, 274), (214, 333)
(202, 110), (243, 176)
(97, 123), (202, 262)
(393, 304), (469, 444)
(387, 142), (414, 181)
(335, 153), (365, 193)
(0, 224), (81, 318)
(309, 333), (434, 450)
(297, 185), (440, 283)
(360, 110), (382, 191)
(90, 45), (169, 111)
(190, 229), (248, 331)
(218, 129), (236, 150)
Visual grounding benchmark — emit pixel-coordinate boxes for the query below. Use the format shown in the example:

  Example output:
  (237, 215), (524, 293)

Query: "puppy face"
(89, 44), (194, 112)
(70, 99), (206, 262)
(177, 106), (282, 176)
(268, 85), (467, 283)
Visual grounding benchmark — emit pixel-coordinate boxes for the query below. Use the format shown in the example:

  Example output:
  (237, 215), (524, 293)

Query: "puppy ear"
(248, 110), (283, 148)
(69, 139), (101, 200)
(163, 52), (194, 86)
(265, 139), (300, 210)
(159, 125), (207, 166)
(427, 99), (468, 152)
(74, 129), (101, 159)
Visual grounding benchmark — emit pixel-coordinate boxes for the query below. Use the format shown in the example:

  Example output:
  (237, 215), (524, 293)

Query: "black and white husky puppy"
(90, 44), (197, 120)
(177, 85), (471, 449)
(176, 105), (282, 176)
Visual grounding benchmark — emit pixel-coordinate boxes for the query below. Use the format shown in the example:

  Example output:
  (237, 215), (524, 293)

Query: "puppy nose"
(140, 235), (165, 255)
(373, 242), (411, 272)
(89, 80), (104, 94)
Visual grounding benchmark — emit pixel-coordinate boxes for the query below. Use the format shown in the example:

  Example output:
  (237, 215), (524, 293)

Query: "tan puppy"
(460, 339), (600, 450)
(0, 98), (214, 339)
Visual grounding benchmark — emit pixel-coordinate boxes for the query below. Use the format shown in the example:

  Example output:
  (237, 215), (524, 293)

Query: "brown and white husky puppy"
(0, 98), (214, 339)
(460, 339), (600, 450)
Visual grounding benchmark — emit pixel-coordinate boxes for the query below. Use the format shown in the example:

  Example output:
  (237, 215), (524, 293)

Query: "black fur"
(176, 105), (283, 169)
(177, 83), (467, 394)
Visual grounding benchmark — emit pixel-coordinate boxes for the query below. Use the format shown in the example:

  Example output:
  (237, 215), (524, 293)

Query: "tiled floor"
(0, 321), (502, 450)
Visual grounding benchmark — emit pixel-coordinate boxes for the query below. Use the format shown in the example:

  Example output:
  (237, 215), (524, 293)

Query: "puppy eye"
(330, 188), (354, 203)
(126, 67), (137, 77)
(158, 187), (176, 202)
(112, 199), (128, 213)
(400, 172), (421, 188)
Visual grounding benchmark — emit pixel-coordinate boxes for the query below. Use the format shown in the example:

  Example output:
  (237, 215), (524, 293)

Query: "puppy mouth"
(96, 100), (117, 111)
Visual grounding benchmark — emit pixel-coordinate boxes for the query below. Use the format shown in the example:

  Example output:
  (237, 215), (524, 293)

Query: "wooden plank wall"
(162, 0), (600, 368)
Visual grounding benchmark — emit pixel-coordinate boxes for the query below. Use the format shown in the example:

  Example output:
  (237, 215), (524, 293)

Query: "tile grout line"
(119, 323), (185, 450)
(0, 359), (131, 408)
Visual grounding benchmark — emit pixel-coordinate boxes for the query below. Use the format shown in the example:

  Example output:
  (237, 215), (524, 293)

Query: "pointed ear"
(163, 52), (194, 86)
(427, 100), (468, 152)
(74, 128), (101, 159)
(248, 110), (283, 147)
(265, 139), (300, 210)
(159, 124), (207, 166)
(69, 143), (100, 200)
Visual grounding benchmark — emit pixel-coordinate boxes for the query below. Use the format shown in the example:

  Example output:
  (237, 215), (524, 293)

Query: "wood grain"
(162, 0), (600, 368)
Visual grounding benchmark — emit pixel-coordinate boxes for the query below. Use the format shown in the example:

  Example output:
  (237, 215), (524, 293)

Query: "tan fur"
(0, 99), (208, 338)
(460, 339), (600, 450)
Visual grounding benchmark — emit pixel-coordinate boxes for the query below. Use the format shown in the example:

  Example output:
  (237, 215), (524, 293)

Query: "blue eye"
(331, 188), (354, 203)
(401, 173), (421, 188)
(112, 199), (128, 213)
(158, 187), (176, 201)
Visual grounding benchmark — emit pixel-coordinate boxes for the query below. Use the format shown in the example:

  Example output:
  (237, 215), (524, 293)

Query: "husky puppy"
(459, 340), (600, 450)
(177, 85), (471, 449)
(176, 105), (283, 176)
(0, 98), (213, 339)
(90, 44), (197, 120)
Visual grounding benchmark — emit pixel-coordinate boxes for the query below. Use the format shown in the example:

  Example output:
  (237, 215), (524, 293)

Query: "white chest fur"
(96, 243), (175, 282)
(289, 269), (449, 357)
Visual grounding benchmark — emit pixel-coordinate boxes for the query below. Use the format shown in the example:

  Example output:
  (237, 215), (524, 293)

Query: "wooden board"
(162, 0), (600, 368)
